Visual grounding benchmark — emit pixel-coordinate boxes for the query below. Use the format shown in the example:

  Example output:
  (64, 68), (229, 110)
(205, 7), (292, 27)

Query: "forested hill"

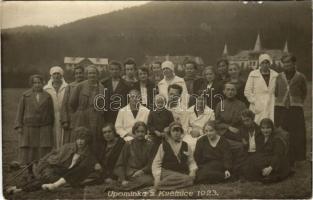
(2, 1), (312, 87)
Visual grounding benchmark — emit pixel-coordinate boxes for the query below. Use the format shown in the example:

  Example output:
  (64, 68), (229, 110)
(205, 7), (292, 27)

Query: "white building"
(64, 57), (109, 72)
(224, 34), (289, 70)
(145, 55), (204, 76)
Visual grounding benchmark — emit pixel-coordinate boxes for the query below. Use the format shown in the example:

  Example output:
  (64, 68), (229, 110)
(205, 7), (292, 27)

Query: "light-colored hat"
(50, 66), (64, 76)
(259, 54), (273, 65)
(161, 61), (175, 71)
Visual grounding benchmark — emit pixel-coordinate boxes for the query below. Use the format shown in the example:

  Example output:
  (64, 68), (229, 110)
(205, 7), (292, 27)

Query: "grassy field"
(2, 86), (312, 199)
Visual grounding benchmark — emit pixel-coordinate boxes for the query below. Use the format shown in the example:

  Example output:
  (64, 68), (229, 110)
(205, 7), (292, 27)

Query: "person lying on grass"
(6, 127), (100, 194)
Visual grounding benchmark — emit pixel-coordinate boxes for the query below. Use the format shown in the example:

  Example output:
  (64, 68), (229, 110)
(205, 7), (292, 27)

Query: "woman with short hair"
(112, 122), (154, 191)
(242, 118), (290, 183)
(84, 123), (125, 185)
(228, 63), (249, 106)
(194, 121), (233, 184)
(7, 127), (99, 193)
(61, 65), (85, 144)
(14, 74), (54, 177)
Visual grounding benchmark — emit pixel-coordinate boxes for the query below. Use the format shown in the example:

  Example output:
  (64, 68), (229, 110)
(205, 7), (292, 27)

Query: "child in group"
(113, 122), (154, 191)
(194, 121), (233, 184)
(151, 121), (198, 191)
(147, 94), (174, 155)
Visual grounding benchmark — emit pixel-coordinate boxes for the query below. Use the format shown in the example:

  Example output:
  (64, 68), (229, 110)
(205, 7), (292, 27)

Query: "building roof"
(145, 55), (204, 65)
(64, 57), (85, 64)
(88, 58), (109, 65)
(228, 49), (286, 61)
(64, 57), (108, 65)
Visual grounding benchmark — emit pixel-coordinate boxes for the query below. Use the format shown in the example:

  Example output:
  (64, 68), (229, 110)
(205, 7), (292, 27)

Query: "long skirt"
(195, 161), (226, 184)
(18, 125), (53, 164)
(226, 138), (246, 173)
(109, 174), (153, 191)
(156, 169), (194, 190)
(242, 153), (290, 183)
(274, 106), (306, 162)
(53, 112), (64, 150)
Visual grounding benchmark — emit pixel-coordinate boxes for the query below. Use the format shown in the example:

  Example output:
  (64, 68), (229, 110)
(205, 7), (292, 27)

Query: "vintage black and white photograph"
(1, 1), (312, 199)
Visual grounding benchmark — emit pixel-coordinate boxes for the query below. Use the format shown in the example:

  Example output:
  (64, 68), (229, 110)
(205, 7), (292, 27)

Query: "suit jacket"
(101, 78), (130, 123)
(239, 123), (262, 153)
(132, 80), (158, 110)
(15, 89), (54, 128)
(191, 78), (224, 110)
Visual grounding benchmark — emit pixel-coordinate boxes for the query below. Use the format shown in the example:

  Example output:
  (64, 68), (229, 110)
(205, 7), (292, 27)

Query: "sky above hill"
(1, 1), (149, 29)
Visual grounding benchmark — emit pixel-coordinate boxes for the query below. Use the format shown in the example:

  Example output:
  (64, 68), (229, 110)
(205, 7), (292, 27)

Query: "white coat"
(183, 105), (215, 152)
(244, 69), (278, 124)
(44, 79), (68, 149)
(158, 75), (189, 109)
(115, 104), (150, 141)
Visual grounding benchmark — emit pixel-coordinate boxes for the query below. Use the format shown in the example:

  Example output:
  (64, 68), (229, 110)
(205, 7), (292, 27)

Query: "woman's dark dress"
(194, 136), (232, 184)
(243, 131), (290, 183)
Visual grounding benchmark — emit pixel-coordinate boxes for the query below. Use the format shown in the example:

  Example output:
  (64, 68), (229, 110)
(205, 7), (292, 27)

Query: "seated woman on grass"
(112, 121), (154, 191)
(7, 127), (99, 193)
(83, 123), (125, 185)
(151, 121), (198, 192)
(194, 120), (233, 184)
(242, 118), (290, 184)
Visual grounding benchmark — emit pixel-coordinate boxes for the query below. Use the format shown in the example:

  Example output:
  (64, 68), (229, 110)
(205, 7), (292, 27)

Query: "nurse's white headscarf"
(49, 66), (64, 76)
(259, 54), (273, 65)
(161, 61), (175, 72)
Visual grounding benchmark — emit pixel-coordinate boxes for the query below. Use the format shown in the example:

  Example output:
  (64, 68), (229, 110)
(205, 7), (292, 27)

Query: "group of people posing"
(9, 52), (307, 194)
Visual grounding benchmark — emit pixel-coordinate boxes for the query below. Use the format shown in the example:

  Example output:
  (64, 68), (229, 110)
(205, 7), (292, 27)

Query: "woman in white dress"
(183, 93), (215, 151)
(244, 54), (278, 124)
(44, 66), (68, 149)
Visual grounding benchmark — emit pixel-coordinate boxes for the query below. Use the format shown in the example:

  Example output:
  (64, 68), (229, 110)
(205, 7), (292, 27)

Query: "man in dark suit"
(101, 60), (130, 124)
